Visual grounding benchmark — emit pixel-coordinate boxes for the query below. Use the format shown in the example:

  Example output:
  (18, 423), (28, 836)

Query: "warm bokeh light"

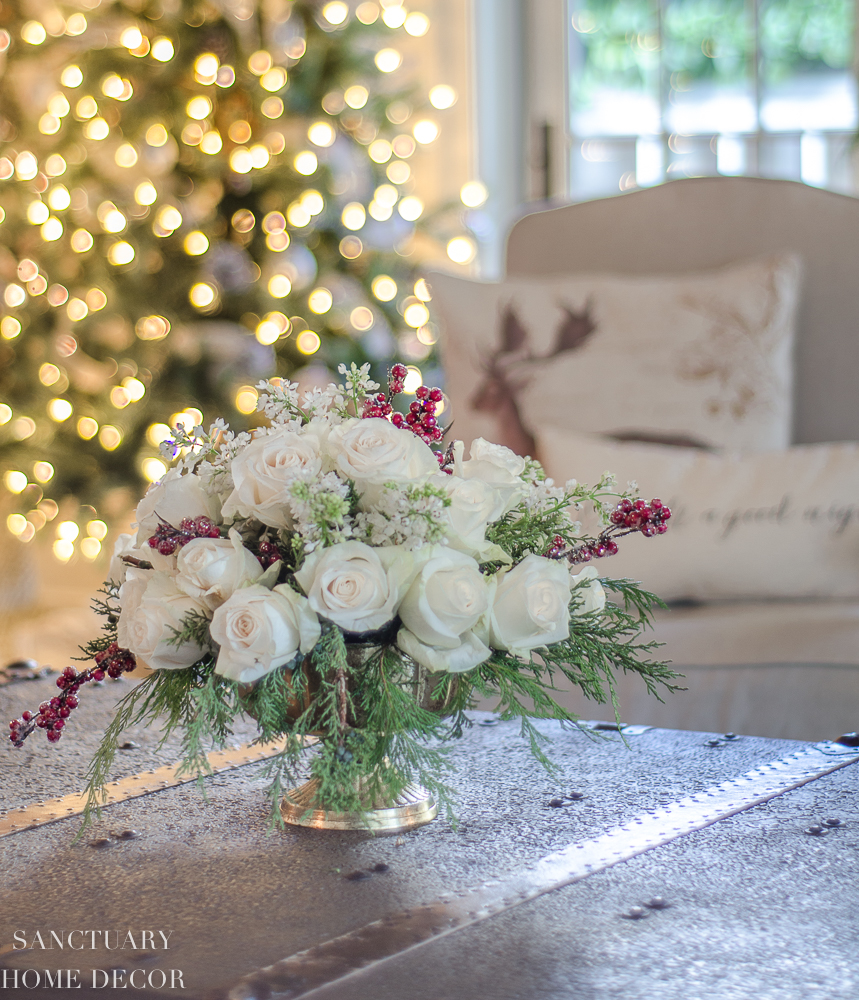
(341, 203), (366, 230)
(294, 151), (318, 175)
(397, 196), (423, 221)
(308, 121), (336, 147)
(61, 65), (83, 88)
(146, 423), (173, 447)
(350, 306), (374, 331)
(356, 2), (380, 23)
(429, 84), (457, 109)
(142, 457), (167, 482)
(57, 520), (80, 541)
(4, 470), (28, 494)
(71, 228), (94, 252)
(404, 302), (430, 328)
(15, 151), (38, 180)
(460, 181), (488, 208)
(200, 131), (223, 154)
(120, 26), (144, 49)
(115, 143), (138, 167)
(47, 398), (73, 422)
(151, 37), (175, 62)
(296, 330), (321, 355)
(48, 185), (71, 210)
(146, 124), (168, 146)
(33, 461), (54, 483)
(189, 283), (217, 309)
(405, 12), (430, 35)
(387, 160), (410, 183)
(87, 519), (109, 540)
(107, 241), (135, 265)
(22, 21), (47, 45)
(235, 386), (259, 414)
(344, 85), (369, 109)
(77, 417), (99, 440)
(81, 537), (102, 560)
(98, 425), (122, 450)
(287, 202), (311, 228)
(268, 274), (292, 298)
(368, 140), (393, 163)
(53, 539), (74, 562)
(308, 288), (333, 314)
(403, 366), (423, 394)
(136, 315), (170, 340)
(184, 231), (209, 255)
(323, 1), (349, 23)
(414, 278), (432, 301)
(413, 119), (439, 144)
(447, 236), (477, 264)
(371, 275), (397, 301)
(382, 6), (407, 28)
(261, 67), (287, 92)
(41, 217), (64, 242)
(186, 95), (212, 120)
(375, 49), (402, 73)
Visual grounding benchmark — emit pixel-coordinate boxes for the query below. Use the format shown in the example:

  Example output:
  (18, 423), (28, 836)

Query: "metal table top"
(2, 675), (857, 1000)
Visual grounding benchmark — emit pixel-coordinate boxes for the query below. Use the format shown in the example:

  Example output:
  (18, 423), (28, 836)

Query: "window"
(568, 0), (857, 197)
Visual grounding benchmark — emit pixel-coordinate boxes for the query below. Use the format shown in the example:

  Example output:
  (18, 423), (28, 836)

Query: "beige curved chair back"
(505, 177), (859, 445)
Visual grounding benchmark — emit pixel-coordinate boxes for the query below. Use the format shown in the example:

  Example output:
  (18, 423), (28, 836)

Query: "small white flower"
(210, 583), (320, 684)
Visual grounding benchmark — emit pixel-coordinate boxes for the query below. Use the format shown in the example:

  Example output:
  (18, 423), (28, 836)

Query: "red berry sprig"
(545, 498), (672, 566)
(8, 644), (136, 747)
(362, 364), (447, 448)
(257, 534), (285, 569)
(147, 515), (221, 556)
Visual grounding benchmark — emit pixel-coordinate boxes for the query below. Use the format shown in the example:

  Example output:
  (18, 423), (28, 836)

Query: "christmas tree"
(0, 0), (468, 562)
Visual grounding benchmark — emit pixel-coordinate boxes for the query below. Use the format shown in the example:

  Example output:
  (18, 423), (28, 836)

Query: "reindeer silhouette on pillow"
(469, 301), (597, 457)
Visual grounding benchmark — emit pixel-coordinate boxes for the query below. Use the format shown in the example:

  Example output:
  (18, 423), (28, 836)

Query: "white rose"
(398, 547), (489, 648)
(210, 583), (320, 685)
(294, 540), (416, 633)
(134, 469), (221, 548)
(432, 473), (511, 562)
(457, 438), (527, 515)
(397, 627), (492, 674)
(176, 528), (265, 610)
(570, 566), (606, 617)
(221, 427), (323, 529)
(326, 418), (438, 507)
(117, 569), (208, 671)
(489, 554), (571, 655)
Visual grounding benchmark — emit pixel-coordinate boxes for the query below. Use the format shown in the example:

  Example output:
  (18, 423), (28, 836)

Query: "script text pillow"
(538, 427), (859, 602)
(432, 254), (801, 457)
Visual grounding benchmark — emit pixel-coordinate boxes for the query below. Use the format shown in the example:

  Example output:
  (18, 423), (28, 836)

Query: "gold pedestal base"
(281, 777), (438, 833)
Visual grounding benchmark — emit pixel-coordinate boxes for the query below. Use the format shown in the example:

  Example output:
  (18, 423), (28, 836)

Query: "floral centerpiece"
(8, 364), (677, 830)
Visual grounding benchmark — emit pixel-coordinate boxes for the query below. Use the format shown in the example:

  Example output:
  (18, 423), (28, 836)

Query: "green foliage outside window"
(573, 0), (853, 100)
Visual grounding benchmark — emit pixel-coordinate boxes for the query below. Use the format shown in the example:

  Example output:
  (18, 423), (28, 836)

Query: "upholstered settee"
(433, 177), (859, 741)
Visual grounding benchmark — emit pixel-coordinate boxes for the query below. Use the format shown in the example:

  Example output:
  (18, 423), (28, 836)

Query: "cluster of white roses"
(111, 374), (605, 685)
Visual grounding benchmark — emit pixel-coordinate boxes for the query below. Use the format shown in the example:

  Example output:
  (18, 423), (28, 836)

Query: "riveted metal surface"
(0, 739), (295, 838)
(226, 741), (859, 999)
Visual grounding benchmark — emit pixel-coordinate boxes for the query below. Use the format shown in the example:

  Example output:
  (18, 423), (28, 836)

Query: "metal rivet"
(805, 825), (827, 837)
(622, 906), (648, 920)
(823, 818), (842, 828)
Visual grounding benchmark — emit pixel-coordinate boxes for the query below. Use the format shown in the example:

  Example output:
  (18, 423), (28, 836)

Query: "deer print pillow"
(430, 254), (802, 456)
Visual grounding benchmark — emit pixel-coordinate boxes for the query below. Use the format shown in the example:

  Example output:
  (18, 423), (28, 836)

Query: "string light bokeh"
(0, 0), (485, 563)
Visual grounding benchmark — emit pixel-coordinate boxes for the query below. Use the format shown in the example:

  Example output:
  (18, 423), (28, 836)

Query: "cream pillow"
(432, 254), (801, 456)
(538, 427), (859, 601)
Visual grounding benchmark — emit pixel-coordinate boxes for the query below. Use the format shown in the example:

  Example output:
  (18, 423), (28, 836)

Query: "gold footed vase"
(281, 773), (437, 833)
(247, 642), (456, 833)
